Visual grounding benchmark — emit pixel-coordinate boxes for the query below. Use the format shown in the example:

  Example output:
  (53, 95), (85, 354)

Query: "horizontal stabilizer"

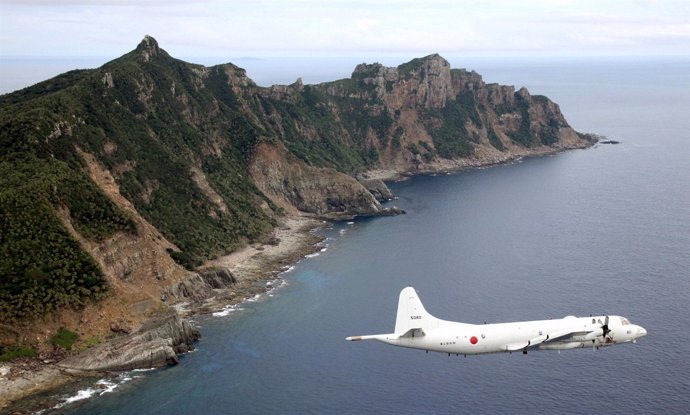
(345, 329), (424, 342)
(346, 334), (394, 341)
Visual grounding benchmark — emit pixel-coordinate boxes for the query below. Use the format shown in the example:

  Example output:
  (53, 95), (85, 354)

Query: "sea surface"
(16, 58), (690, 414)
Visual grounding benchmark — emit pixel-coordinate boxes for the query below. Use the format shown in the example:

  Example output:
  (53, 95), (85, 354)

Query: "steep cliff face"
(302, 54), (592, 171)
(250, 143), (382, 217)
(0, 36), (594, 353)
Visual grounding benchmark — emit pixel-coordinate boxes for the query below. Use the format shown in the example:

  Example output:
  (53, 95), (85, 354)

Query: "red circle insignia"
(470, 336), (478, 344)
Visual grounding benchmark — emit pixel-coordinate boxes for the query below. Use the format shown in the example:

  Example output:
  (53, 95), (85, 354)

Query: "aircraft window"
(621, 318), (630, 326)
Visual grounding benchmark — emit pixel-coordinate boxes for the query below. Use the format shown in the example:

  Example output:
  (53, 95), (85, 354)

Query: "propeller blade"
(602, 315), (610, 337)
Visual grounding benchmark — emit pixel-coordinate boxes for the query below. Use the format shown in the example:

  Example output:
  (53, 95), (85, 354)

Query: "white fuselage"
(347, 287), (647, 356)
(375, 315), (646, 355)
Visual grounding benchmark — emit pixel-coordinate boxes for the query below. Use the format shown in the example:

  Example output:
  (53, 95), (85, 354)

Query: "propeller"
(602, 315), (611, 339)
(590, 316), (611, 350)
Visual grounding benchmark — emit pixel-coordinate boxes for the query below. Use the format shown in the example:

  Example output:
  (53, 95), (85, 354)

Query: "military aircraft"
(346, 287), (647, 355)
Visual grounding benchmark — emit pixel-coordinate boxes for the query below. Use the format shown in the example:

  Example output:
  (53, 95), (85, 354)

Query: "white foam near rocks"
(212, 304), (244, 317)
(246, 294), (262, 302)
(212, 277), (289, 318)
(212, 227), (339, 319)
(50, 372), (143, 411)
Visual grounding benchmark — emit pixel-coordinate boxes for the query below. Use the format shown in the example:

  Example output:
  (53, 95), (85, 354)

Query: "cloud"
(1, 0), (688, 57)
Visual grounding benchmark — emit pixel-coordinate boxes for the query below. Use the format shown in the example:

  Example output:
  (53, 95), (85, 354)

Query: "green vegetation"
(77, 336), (101, 351)
(406, 143), (420, 155)
(506, 97), (537, 147)
(331, 95), (393, 150)
(350, 65), (382, 93)
(258, 82), (392, 173)
(391, 127), (403, 149)
(0, 345), (37, 361)
(423, 90), (482, 158)
(397, 57), (428, 78)
(0, 156), (128, 321)
(487, 126), (506, 151)
(418, 141), (437, 162)
(504, 93), (560, 147)
(51, 328), (78, 350)
(0, 38), (280, 322)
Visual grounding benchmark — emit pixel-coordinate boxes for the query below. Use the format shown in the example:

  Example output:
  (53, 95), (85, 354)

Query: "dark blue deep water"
(57, 59), (689, 414)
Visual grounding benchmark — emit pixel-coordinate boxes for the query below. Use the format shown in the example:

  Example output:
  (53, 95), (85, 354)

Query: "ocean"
(13, 57), (690, 414)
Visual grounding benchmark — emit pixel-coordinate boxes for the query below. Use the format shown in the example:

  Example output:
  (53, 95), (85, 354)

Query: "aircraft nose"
(636, 326), (647, 338)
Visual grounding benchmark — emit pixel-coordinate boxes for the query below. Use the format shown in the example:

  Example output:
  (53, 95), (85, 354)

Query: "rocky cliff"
(57, 309), (199, 371)
(312, 53), (591, 172)
(0, 36), (594, 365)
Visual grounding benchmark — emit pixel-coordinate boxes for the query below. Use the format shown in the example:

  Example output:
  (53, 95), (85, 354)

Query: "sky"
(1, 0), (689, 93)
(1, 0), (689, 59)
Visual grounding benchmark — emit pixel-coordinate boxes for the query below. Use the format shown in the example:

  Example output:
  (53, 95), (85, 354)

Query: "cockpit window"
(621, 318), (630, 325)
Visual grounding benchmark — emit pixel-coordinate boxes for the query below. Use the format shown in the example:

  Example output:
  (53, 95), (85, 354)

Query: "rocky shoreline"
(0, 216), (326, 413)
(0, 140), (595, 413)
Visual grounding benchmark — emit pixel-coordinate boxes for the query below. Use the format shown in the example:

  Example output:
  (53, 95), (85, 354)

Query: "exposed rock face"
(387, 54), (454, 109)
(250, 143), (384, 217)
(73, 149), (189, 285)
(331, 54), (454, 110)
(136, 35), (163, 62)
(58, 310), (199, 371)
(162, 268), (237, 303)
(358, 178), (394, 202)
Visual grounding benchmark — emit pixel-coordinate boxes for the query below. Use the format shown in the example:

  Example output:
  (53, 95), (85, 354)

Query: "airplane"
(346, 287), (647, 356)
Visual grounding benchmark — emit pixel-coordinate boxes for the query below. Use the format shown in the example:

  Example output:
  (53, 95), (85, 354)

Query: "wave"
(212, 304), (244, 317)
(246, 294), (262, 302)
(48, 372), (144, 412)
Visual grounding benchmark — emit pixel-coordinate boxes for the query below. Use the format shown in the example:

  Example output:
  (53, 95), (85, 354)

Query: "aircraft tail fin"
(394, 286), (439, 334)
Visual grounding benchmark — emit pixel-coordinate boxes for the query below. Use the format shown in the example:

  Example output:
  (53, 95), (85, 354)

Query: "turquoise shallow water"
(41, 58), (690, 414)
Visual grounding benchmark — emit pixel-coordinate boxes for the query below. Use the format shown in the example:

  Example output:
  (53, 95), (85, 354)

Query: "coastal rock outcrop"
(58, 310), (199, 371)
(161, 268), (237, 303)
(358, 178), (394, 202)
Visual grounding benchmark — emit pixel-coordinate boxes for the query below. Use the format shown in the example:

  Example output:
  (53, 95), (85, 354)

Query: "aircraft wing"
(346, 328), (425, 342)
(504, 328), (592, 352)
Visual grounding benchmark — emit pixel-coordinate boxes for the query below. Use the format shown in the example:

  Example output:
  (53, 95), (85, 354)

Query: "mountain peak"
(135, 35), (162, 61)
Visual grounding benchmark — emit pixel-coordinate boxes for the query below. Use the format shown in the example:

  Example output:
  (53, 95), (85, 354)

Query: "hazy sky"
(1, 0), (689, 59)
